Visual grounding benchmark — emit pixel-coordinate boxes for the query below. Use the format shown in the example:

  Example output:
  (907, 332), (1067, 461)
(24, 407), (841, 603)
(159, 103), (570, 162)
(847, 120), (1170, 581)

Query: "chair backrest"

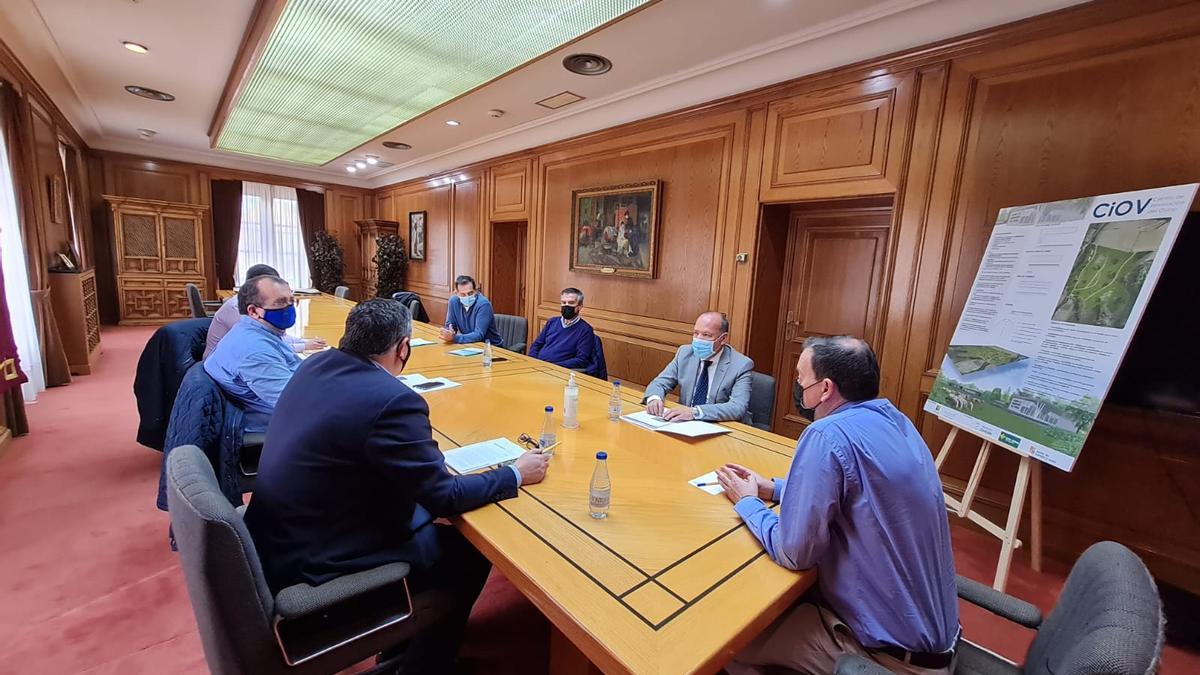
(588, 333), (608, 381)
(167, 445), (281, 674)
(134, 317), (214, 451)
(1025, 541), (1164, 675)
(391, 291), (429, 322)
(334, 285), (350, 299)
(186, 283), (208, 318)
(494, 314), (527, 350)
(748, 371), (776, 431)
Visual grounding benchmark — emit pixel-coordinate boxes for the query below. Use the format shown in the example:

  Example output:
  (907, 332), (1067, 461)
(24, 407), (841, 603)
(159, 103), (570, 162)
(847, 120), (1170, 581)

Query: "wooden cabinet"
(104, 195), (208, 325)
(48, 269), (101, 375)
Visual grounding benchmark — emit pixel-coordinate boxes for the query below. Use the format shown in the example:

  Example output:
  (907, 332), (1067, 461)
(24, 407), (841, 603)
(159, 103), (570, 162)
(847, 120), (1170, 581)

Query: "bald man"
(643, 311), (754, 423)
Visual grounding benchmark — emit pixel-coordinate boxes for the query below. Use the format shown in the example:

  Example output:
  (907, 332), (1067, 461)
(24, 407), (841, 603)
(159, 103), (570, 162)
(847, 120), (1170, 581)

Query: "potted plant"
(373, 233), (408, 298)
(309, 231), (345, 293)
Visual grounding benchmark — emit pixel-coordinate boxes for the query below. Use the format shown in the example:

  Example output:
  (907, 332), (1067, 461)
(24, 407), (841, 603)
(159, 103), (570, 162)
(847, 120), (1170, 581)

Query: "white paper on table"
(397, 373), (432, 386)
(294, 287), (320, 295)
(656, 420), (732, 438)
(620, 410), (672, 430)
(448, 347), (484, 356)
(408, 377), (461, 395)
(409, 338), (436, 346)
(688, 471), (724, 495)
(443, 438), (526, 474)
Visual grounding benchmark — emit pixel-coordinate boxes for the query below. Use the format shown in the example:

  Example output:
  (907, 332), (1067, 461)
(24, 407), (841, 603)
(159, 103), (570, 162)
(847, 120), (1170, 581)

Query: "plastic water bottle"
(608, 380), (622, 421)
(563, 373), (579, 429)
(539, 406), (557, 449)
(483, 340), (493, 369)
(589, 451), (611, 519)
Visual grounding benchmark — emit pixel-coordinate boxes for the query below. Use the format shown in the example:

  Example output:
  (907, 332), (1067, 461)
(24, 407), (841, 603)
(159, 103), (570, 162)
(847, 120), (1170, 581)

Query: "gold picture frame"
(569, 180), (661, 279)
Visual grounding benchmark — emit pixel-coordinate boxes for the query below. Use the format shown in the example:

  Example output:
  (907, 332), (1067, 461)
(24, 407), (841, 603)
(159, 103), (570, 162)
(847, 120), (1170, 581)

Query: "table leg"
(549, 624), (603, 675)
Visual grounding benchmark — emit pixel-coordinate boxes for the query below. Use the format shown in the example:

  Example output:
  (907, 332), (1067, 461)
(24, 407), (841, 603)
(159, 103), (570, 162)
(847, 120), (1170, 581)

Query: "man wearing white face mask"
(643, 311), (754, 423)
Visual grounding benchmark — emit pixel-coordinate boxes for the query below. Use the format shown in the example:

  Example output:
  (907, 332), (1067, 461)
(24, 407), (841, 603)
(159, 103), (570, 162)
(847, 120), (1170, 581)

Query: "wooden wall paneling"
(28, 101), (67, 263)
(384, 180), (454, 323)
(727, 107), (769, 353)
(453, 177), (481, 298)
(325, 189), (366, 298)
(759, 71), (915, 202)
(488, 158), (531, 221)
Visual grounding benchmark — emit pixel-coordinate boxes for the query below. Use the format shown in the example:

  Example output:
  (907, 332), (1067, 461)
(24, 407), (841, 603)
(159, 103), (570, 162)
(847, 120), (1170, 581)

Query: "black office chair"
(390, 291), (429, 323)
(494, 314), (528, 354)
(166, 445), (454, 674)
(186, 283), (222, 318)
(748, 372), (776, 432)
(835, 541), (1165, 675)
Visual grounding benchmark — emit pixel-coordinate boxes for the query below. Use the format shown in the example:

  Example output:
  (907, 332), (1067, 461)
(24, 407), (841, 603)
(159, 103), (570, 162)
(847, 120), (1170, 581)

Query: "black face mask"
(793, 382), (816, 421)
(561, 305), (578, 320)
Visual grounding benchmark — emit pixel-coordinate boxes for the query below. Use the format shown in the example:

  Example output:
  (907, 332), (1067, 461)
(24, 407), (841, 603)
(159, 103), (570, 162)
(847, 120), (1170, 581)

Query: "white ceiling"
(0, 0), (1087, 189)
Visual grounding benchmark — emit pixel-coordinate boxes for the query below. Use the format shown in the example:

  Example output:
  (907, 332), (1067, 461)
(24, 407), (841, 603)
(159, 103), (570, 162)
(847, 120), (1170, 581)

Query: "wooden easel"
(934, 423), (1043, 592)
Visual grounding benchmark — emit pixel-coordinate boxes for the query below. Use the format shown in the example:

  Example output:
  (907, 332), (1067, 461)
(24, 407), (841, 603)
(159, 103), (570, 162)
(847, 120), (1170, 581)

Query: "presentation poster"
(925, 184), (1198, 471)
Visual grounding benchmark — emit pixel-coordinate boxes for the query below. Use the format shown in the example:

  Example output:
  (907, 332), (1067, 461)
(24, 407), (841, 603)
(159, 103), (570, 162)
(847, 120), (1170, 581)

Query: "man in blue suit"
(439, 274), (504, 347)
(245, 299), (550, 672)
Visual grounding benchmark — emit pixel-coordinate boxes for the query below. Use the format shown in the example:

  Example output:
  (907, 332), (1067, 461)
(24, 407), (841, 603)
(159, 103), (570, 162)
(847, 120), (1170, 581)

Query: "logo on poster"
(1092, 198), (1151, 218)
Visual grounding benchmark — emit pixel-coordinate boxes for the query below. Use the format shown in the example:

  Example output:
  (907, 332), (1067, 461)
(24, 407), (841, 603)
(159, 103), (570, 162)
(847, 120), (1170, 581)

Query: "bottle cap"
(545, 405), (554, 412)
(613, 380), (620, 385)
(596, 451), (607, 460)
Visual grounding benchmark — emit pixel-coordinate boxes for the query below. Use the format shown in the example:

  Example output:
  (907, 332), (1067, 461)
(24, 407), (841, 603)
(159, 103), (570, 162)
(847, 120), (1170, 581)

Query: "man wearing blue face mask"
(439, 274), (504, 347)
(643, 311), (754, 423)
(204, 274), (303, 433)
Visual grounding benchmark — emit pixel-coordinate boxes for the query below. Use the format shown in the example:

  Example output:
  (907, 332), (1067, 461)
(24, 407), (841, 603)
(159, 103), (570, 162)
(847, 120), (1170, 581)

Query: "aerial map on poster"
(925, 184), (1198, 471)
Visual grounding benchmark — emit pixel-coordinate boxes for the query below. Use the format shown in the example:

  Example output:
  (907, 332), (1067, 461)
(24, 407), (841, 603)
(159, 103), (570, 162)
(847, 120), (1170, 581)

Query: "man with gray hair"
(529, 287), (597, 372)
(643, 311), (754, 423)
(245, 299), (550, 672)
(716, 335), (958, 674)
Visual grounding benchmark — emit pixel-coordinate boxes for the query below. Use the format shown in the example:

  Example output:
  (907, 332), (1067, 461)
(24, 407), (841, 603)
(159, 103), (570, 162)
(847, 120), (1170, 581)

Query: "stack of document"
(620, 410), (732, 438)
(397, 373), (462, 394)
(443, 438), (526, 474)
(448, 347), (484, 356)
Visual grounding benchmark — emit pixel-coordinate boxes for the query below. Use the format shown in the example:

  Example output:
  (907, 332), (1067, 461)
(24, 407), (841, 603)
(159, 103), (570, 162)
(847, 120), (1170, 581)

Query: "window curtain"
(235, 182), (310, 289)
(295, 188), (325, 280)
(210, 179), (242, 290)
(1, 81), (68, 393)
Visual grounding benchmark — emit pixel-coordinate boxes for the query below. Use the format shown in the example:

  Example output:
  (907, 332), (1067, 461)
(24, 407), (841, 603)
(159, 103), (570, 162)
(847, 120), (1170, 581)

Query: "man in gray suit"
(644, 312), (754, 423)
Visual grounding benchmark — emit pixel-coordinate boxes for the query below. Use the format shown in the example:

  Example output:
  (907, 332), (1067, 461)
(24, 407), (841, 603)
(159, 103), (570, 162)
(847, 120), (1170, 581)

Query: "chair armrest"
(274, 562), (411, 620)
(509, 342), (526, 355)
(835, 654), (892, 675)
(956, 574), (1042, 628)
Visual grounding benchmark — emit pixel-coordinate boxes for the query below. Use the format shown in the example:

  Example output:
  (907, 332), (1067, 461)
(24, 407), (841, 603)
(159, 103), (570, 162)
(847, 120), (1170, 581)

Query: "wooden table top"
(292, 294), (814, 674)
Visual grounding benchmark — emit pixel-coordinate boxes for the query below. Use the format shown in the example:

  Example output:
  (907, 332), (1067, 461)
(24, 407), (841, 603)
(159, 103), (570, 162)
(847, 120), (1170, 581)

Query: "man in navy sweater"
(439, 274), (504, 347)
(529, 287), (596, 371)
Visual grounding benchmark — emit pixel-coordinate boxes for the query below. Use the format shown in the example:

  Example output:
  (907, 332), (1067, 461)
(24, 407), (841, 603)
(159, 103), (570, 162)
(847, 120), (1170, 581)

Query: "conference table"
(291, 293), (814, 674)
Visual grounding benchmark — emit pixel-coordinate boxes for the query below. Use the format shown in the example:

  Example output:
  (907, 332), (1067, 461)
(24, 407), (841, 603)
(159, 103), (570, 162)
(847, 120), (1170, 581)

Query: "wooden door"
(772, 208), (891, 437)
(489, 220), (527, 316)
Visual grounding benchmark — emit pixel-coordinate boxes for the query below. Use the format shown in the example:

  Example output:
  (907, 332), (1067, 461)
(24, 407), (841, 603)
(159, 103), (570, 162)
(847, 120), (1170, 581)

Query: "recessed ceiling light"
(136, 128), (157, 139)
(563, 53), (612, 76)
(365, 155), (379, 165)
(445, 120), (460, 126)
(487, 109), (505, 118)
(125, 85), (174, 101)
(346, 165), (357, 173)
(122, 41), (149, 54)
(382, 141), (411, 150)
(355, 160), (367, 169)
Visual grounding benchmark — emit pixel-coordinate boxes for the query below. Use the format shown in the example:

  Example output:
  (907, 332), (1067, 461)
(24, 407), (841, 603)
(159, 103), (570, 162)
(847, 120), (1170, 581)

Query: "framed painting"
(408, 211), (426, 261)
(570, 180), (661, 278)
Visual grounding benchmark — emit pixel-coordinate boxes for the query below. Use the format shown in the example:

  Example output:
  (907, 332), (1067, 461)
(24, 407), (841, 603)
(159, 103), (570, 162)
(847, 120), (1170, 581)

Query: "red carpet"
(0, 325), (1195, 673)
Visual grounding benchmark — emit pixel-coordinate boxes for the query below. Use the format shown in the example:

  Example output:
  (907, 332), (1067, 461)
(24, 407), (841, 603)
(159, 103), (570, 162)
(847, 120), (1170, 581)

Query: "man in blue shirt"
(438, 274), (503, 347)
(529, 287), (595, 370)
(203, 275), (302, 433)
(717, 336), (958, 674)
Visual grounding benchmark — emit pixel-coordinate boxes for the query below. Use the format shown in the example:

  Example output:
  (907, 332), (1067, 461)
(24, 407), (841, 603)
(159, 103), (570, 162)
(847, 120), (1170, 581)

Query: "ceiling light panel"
(215, 0), (649, 165)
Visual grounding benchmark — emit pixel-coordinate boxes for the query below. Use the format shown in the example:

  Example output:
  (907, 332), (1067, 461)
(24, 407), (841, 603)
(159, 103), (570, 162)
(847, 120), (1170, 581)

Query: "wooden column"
(354, 218), (398, 299)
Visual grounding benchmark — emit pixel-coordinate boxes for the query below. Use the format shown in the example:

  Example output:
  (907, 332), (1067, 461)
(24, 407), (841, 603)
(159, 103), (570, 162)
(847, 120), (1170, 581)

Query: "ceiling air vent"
(536, 91), (585, 110)
(563, 53), (612, 76)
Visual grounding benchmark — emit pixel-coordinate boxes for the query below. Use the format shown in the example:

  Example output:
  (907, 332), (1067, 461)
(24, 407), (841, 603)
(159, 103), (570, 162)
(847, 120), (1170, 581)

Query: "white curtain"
(234, 182), (311, 289)
(0, 119), (45, 402)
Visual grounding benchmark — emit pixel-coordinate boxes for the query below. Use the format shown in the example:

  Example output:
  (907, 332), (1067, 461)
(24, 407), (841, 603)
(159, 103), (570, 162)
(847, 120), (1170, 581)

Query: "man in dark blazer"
(245, 299), (550, 672)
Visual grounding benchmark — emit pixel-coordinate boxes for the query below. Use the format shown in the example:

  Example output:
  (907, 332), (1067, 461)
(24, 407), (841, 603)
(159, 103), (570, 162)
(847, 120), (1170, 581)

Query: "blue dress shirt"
(734, 398), (959, 652)
(203, 316), (301, 433)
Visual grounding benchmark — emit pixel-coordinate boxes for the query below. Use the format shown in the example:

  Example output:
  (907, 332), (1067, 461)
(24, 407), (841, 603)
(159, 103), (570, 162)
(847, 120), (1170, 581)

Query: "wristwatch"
(693, 406), (703, 419)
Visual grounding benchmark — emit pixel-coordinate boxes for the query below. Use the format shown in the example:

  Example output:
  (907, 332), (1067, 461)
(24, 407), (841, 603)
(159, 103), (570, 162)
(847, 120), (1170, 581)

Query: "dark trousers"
(390, 523), (492, 674)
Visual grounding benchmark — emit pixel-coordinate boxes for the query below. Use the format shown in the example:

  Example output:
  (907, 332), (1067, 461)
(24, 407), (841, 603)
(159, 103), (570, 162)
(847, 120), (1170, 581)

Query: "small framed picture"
(409, 211), (426, 261)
